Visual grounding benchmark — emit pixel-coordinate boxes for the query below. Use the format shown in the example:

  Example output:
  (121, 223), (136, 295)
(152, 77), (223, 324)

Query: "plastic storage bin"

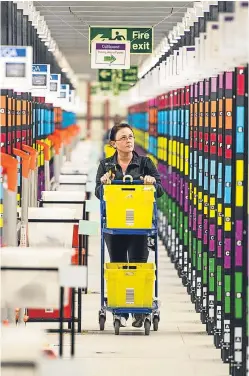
(104, 184), (155, 229)
(104, 144), (115, 158)
(105, 263), (156, 308)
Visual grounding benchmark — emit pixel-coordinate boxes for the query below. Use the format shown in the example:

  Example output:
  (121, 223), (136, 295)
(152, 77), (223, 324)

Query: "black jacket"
(95, 151), (164, 199)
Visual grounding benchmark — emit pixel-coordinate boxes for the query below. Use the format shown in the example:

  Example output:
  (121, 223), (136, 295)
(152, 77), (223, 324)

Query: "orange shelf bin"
(22, 145), (38, 171)
(48, 134), (61, 155)
(0, 153), (18, 192)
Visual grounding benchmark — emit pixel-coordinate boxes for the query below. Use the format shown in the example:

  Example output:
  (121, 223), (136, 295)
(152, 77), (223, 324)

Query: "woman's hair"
(109, 123), (133, 141)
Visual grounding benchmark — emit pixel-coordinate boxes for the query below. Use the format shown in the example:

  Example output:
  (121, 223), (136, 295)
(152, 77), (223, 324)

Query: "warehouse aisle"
(45, 214), (229, 376)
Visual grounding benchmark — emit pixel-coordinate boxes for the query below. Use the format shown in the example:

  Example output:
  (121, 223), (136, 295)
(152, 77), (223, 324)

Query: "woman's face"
(113, 127), (134, 153)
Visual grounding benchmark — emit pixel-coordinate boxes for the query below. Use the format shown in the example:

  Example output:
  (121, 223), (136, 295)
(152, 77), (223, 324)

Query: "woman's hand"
(141, 175), (156, 185)
(100, 171), (114, 184)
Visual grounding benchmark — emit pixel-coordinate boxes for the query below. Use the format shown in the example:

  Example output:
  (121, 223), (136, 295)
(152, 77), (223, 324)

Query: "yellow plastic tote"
(105, 263), (156, 308)
(104, 175), (155, 229)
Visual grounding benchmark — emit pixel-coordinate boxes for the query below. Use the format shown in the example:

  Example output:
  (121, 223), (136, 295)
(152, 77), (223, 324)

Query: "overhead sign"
(112, 82), (133, 96)
(98, 66), (138, 83)
(122, 66), (138, 82)
(98, 69), (112, 82)
(32, 64), (50, 90)
(112, 69), (123, 83)
(89, 27), (153, 54)
(100, 82), (112, 91)
(49, 74), (61, 94)
(59, 84), (70, 100)
(0, 46), (32, 91)
(119, 83), (133, 91)
(91, 41), (130, 69)
(69, 89), (75, 104)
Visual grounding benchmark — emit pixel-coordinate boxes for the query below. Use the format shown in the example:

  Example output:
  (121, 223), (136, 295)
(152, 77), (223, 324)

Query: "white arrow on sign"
(91, 40), (130, 70)
(100, 70), (111, 79)
(92, 34), (109, 42)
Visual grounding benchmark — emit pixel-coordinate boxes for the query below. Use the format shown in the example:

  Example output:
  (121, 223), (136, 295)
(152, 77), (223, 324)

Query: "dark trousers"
(104, 234), (148, 263)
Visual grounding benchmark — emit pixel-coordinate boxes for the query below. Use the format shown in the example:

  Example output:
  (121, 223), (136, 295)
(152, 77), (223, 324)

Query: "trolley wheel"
(153, 317), (159, 331)
(144, 320), (151, 336)
(114, 320), (120, 335)
(99, 316), (105, 331)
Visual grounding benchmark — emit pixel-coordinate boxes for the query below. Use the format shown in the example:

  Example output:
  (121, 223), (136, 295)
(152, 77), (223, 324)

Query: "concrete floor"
(44, 222), (229, 376)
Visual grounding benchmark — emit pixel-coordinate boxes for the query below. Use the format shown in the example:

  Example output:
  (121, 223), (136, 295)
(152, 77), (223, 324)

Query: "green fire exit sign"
(89, 27), (153, 54)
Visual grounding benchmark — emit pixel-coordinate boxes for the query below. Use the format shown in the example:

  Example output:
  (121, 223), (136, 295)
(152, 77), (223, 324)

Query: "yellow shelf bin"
(105, 263), (156, 308)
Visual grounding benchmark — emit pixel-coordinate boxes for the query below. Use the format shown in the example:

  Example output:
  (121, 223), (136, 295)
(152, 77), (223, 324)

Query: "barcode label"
(126, 209), (134, 226)
(126, 288), (134, 304)
(45, 309), (54, 313)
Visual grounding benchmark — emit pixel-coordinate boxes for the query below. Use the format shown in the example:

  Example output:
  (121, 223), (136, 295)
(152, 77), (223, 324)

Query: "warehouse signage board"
(0, 46), (32, 91)
(122, 66), (138, 82)
(98, 69), (112, 82)
(59, 84), (70, 101)
(32, 64), (50, 90)
(98, 66), (138, 83)
(91, 41), (130, 69)
(112, 82), (133, 96)
(119, 83), (133, 91)
(69, 89), (75, 104)
(100, 82), (112, 91)
(89, 27), (153, 54)
(49, 74), (61, 95)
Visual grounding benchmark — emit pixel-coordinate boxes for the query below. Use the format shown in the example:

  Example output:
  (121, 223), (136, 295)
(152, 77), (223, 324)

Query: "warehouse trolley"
(98, 175), (160, 335)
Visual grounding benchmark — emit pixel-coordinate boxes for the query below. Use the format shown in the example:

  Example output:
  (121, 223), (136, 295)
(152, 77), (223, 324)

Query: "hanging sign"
(89, 27), (153, 54)
(91, 41), (130, 69)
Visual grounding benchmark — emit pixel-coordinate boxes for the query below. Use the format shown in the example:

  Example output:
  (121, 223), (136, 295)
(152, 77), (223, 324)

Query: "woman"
(95, 123), (164, 327)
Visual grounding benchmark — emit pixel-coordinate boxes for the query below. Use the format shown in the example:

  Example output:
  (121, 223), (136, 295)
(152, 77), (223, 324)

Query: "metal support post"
(65, 145), (71, 162)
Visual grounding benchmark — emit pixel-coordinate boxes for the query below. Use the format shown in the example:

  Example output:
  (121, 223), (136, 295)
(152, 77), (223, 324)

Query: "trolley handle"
(111, 180), (143, 185)
(111, 175), (145, 185)
(110, 181), (156, 186)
